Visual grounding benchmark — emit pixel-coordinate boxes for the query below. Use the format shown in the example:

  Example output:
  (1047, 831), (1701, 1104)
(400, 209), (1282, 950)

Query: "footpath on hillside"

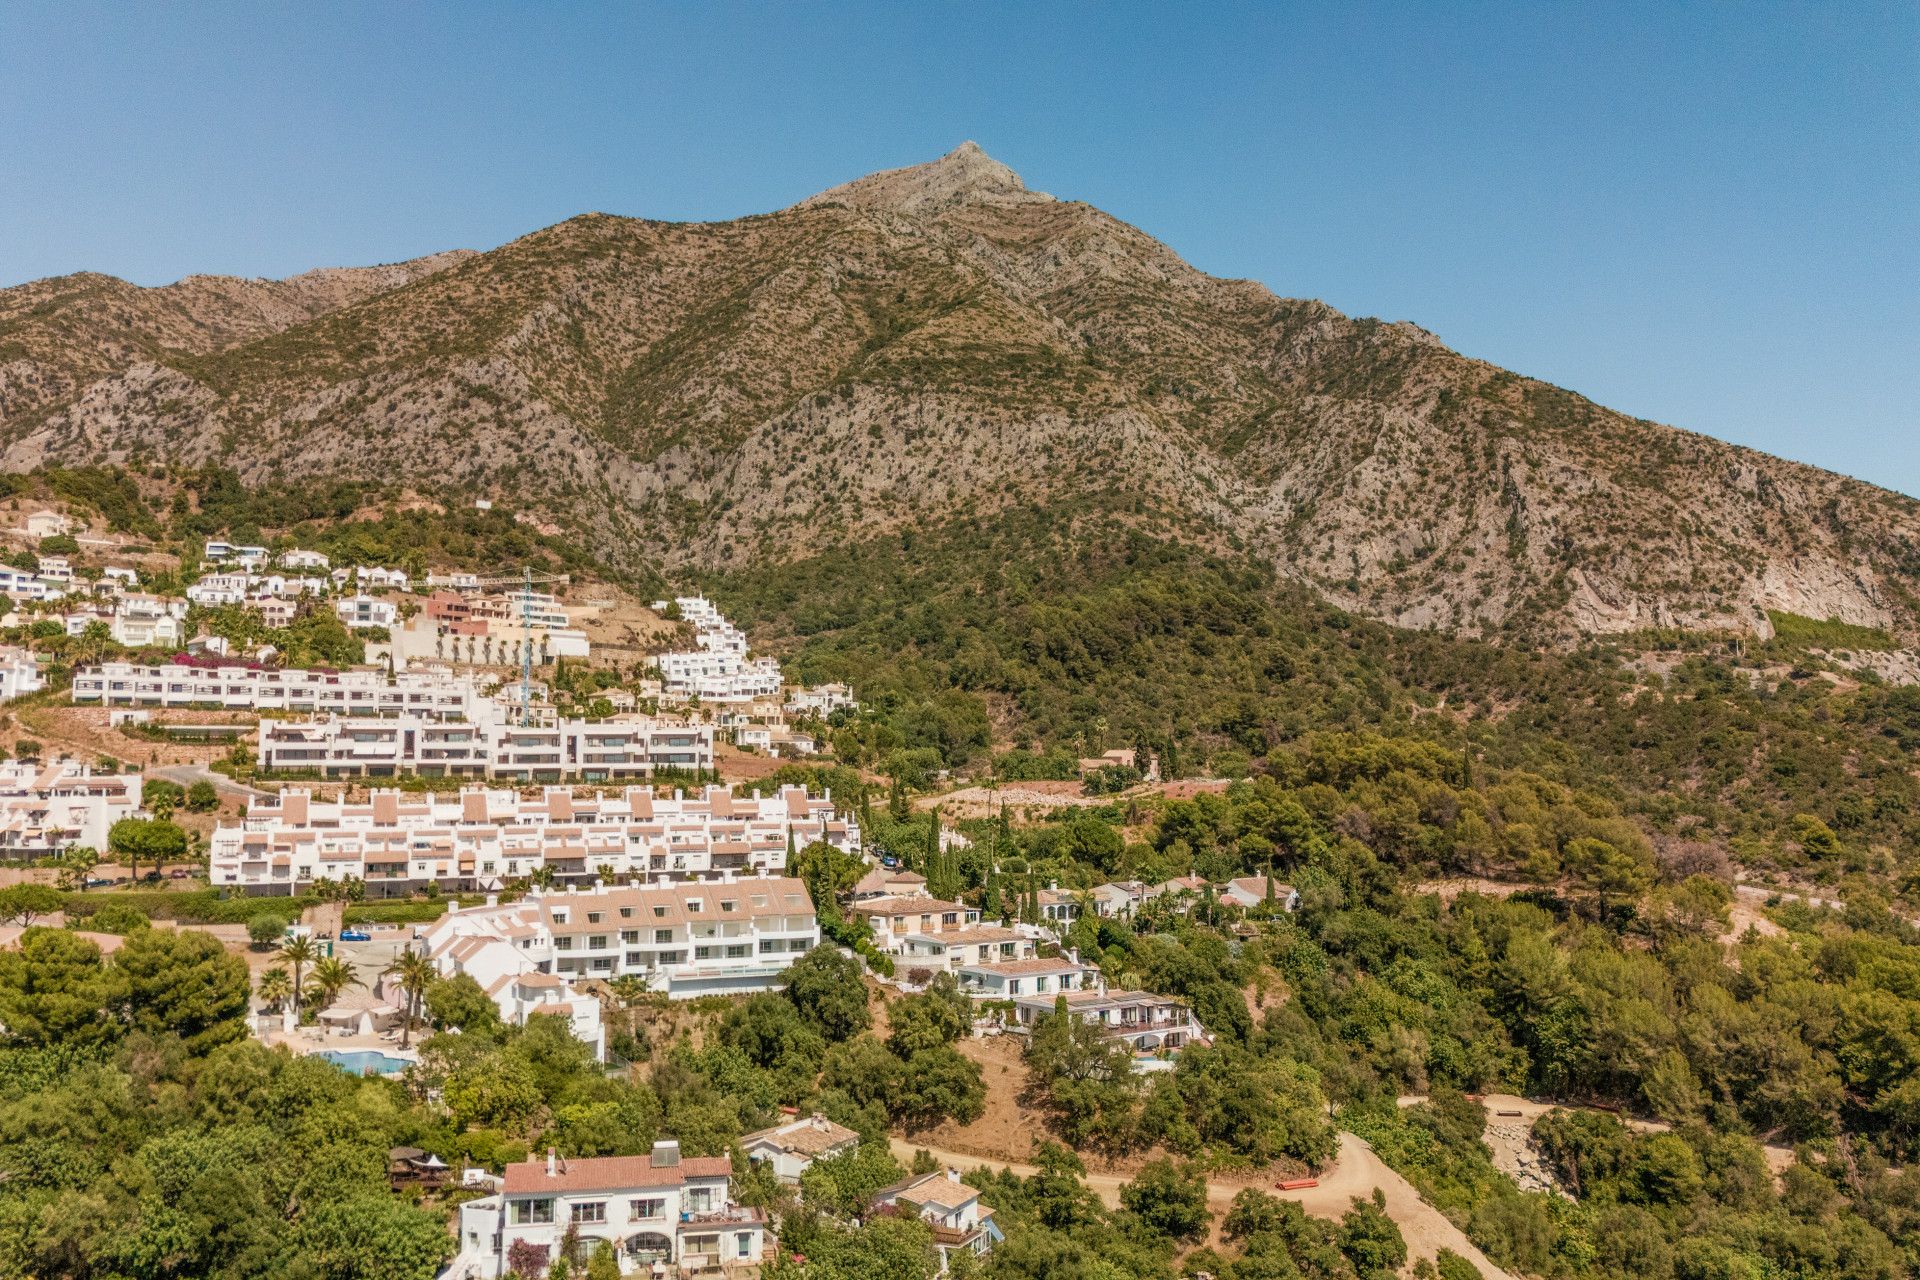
(887, 1129), (1515, 1280)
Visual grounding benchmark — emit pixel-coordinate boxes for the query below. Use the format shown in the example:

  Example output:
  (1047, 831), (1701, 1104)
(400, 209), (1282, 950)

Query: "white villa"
(1008, 987), (1207, 1068)
(450, 1143), (766, 1279)
(955, 954), (1103, 1001)
(740, 1113), (860, 1184)
(873, 1168), (1002, 1271)
(1219, 874), (1301, 912)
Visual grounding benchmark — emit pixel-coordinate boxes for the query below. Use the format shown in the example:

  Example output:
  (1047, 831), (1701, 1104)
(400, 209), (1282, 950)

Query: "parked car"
(167, 869), (190, 880)
(338, 928), (371, 942)
(84, 877), (111, 888)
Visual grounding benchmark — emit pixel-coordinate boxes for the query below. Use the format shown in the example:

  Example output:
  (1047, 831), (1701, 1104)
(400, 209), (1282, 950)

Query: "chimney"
(651, 1139), (680, 1168)
(946, 1167), (960, 1184)
(1049, 881), (1058, 892)
(546, 1147), (557, 1177)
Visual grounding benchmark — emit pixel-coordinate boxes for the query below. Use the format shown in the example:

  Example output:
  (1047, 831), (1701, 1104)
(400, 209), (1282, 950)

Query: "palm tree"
(256, 966), (294, 1013)
(383, 950), (437, 1049)
(306, 955), (360, 1011)
(278, 935), (318, 1017)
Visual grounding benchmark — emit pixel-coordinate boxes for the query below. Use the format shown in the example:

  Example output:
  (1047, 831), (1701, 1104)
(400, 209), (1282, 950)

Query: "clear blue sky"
(3, 3), (1915, 494)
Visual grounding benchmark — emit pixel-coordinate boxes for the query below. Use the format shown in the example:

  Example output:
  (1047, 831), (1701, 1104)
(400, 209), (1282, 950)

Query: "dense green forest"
(717, 509), (1920, 901)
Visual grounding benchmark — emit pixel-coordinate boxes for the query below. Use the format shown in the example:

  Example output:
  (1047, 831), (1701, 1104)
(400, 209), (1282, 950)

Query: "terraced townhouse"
(207, 782), (858, 895)
(422, 874), (821, 1000)
(253, 713), (713, 781)
(73, 660), (487, 717)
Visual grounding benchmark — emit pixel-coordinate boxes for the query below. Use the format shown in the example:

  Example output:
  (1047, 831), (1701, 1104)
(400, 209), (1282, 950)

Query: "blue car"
(338, 928), (371, 942)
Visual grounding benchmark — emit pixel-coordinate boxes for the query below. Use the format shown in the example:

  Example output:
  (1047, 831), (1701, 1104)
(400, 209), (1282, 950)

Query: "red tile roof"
(502, 1153), (731, 1195)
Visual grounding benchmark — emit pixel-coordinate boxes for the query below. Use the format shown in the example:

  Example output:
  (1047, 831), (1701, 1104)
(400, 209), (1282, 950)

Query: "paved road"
(887, 1131), (1515, 1280)
(152, 762), (272, 800)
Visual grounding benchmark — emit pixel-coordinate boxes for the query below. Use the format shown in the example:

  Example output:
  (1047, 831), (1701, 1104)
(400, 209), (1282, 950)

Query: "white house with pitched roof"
(449, 1142), (766, 1279)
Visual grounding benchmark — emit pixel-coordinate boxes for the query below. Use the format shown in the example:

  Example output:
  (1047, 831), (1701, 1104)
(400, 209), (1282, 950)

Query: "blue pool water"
(316, 1049), (411, 1076)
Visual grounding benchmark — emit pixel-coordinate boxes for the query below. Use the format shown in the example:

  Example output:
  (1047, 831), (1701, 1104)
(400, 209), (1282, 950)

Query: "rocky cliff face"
(2, 145), (1915, 640)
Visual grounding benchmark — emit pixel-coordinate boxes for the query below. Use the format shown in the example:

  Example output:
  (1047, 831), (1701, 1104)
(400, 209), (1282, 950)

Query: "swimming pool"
(315, 1049), (411, 1076)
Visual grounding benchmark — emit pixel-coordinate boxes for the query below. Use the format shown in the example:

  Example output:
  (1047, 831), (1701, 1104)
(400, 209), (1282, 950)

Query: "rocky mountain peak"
(799, 140), (1052, 216)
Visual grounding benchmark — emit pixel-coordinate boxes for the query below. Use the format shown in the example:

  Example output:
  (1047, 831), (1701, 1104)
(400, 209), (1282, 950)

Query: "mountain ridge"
(2, 146), (1914, 642)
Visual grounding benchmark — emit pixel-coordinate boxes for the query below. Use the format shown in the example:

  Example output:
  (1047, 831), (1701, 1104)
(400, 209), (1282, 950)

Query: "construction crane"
(470, 568), (572, 725)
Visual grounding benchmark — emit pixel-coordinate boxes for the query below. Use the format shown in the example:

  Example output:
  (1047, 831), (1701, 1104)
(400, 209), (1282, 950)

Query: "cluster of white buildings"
(843, 869), (1205, 1067)
(207, 782), (858, 895)
(651, 597), (782, 704)
(189, 543), (412, 630)
(450, 1142), (767, 1279)
(254, 714), (713, 782)
(0, 759), (139, 861)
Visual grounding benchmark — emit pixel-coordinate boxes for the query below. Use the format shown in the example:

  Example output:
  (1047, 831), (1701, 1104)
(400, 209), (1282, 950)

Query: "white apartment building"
(208, 783), (857, 895)
(450, 1143), (765, 1279)
(0, 760), (139, 861)
(334, 594), (398, 630)
(279, 549), (330, 570)
(73, 661), (486, 718)
(423, 874), (821, 999)
(253, 714), (712, 781)
(35, 556), (72, 586)
(0, 647), (43, 702)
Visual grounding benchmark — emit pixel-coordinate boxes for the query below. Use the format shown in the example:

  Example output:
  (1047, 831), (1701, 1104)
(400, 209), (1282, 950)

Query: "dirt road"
(887, 1131), (1515, 1280)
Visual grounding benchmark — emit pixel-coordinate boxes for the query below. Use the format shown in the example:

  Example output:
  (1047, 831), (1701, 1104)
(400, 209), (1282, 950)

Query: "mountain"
(2, 143), (1915, 640)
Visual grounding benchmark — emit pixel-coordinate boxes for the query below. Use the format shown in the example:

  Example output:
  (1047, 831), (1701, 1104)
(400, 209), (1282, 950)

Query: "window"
(726, 944), (751, 959)
(621, 930), (639, 944)
(654, 929), (673, 944)
(570, 1201), (606, 1224)
(586, 911), (603, 924)
(510, 1198), (555, 1225)
(619, 907), (633, 918)
(737, 1232), (754, 1258)
(588, 935), (609, 950)
(720, 899), (736, 913)
(554, 937), (575, 951)
(652, 905), (667, 917)
(630, 1197), (666, 1221)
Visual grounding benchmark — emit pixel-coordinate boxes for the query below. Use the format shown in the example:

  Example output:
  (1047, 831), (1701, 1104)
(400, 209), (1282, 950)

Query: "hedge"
(61, 889), (318, 924)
